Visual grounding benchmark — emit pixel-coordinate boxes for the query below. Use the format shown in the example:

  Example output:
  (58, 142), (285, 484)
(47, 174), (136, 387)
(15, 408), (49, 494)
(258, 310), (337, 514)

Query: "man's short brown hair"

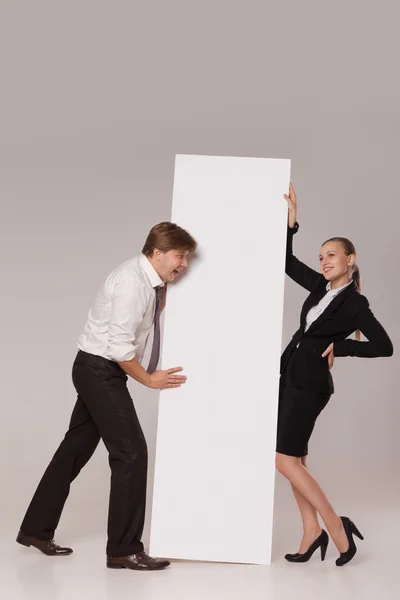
(142, 222), (197, 257)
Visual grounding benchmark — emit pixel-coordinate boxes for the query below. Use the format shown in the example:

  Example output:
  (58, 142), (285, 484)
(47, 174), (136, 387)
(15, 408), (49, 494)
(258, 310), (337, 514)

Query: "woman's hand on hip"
(284, 182), (297, 228)
(322, 343), (335, 369)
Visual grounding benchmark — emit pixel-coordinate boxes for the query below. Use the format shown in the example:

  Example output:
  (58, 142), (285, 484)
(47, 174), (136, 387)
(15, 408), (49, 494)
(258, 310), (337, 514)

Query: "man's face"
(153, 248), (190, 282)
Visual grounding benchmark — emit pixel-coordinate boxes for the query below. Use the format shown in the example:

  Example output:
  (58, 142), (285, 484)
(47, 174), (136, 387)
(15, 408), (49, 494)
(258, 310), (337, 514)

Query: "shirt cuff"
(107, 347), (137, 363)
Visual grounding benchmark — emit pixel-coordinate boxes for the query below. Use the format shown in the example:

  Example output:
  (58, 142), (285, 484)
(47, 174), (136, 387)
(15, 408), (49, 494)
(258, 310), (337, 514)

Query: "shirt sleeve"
(107, 277), (148, 363)
(334, 296), (394, 358)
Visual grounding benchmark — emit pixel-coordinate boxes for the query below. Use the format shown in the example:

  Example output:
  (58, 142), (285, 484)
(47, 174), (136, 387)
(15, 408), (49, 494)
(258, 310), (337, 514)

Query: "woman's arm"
(334, 297), (394, 358)
(285, 222), (325, 291)
(284, 183), (324, 291)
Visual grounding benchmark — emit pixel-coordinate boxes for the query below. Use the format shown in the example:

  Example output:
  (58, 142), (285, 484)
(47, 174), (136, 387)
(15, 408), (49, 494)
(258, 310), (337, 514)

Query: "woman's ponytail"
(353, 264), (362, 341)
(322, 236), (362, 342)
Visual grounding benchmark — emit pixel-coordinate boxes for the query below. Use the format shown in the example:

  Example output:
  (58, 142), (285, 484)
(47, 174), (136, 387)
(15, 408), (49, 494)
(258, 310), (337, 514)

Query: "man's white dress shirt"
(78, 254), (164, 363)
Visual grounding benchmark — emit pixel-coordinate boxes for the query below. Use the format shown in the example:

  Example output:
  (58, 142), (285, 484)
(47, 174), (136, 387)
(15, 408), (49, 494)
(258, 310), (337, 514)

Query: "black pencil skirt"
(276, 354), (331, 457)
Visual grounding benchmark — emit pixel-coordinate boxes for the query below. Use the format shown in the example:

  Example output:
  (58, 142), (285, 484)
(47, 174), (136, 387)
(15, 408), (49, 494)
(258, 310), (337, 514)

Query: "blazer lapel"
(300, 281), (327, 330)
(306, 280), (356, 334)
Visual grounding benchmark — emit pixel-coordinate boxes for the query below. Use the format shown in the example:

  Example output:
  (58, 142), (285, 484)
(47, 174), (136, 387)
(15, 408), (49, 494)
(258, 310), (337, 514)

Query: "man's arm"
(107, 277), (147, 362)
(110, 278), (185, 389)
(118, 356), (152, 386)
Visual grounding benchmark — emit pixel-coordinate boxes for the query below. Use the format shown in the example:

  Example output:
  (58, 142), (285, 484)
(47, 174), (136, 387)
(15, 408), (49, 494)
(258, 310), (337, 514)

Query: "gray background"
(1, 0), (398, 561)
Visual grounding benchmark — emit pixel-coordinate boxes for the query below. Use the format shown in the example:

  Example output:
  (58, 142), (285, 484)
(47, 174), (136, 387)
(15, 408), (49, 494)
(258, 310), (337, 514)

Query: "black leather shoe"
(16, 531), (73, 556)
(107, 551), (171, 571)
(285, 529), (329, 563)
(107, 551), (170, 571)
(335, 516), (364, 567)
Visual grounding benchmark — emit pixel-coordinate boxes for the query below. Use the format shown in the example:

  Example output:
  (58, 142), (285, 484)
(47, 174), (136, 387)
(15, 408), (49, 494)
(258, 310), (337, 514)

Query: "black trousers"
(20, 350), (148, 557)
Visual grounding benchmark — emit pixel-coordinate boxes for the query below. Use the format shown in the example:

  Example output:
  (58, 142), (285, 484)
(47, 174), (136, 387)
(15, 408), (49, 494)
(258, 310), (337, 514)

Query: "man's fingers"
(167, 367), (183, 374)
(162, 374), (187, 389)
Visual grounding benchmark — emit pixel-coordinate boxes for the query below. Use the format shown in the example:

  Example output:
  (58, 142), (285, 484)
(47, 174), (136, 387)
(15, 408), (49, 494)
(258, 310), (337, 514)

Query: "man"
(17, 221), (197, 571)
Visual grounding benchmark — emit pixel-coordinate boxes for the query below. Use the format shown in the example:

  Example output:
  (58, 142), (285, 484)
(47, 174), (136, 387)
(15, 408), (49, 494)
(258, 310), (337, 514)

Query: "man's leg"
(72, 356), (147, 557)
(20, 395), (101, 540)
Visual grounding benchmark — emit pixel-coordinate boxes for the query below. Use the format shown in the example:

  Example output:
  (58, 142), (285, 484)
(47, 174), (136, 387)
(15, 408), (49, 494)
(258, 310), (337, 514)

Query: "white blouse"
(304, 280), (353, 333)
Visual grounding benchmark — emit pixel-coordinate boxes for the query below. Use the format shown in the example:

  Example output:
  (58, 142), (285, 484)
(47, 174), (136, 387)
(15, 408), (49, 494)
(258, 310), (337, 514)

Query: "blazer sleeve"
(334, 296), (394, 358)
(285, 222), (325, 291)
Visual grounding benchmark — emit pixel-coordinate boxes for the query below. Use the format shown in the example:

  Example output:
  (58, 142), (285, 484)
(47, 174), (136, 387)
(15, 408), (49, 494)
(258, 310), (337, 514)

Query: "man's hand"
(148, 367), (187, 389)
(322, 343), (335, 369)
(118, 356), (186, 388)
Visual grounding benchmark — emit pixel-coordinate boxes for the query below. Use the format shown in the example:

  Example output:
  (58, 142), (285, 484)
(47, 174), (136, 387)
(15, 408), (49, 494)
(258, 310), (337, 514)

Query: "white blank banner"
(150, 154), (291, 564)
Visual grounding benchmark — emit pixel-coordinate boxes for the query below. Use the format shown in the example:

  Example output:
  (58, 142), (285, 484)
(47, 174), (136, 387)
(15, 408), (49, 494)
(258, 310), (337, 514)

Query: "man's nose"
(182, 258), (188, 268)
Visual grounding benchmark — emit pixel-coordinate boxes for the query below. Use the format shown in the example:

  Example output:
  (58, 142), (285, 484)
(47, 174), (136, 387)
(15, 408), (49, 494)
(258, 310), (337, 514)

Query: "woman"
(276, 183), (393, 567)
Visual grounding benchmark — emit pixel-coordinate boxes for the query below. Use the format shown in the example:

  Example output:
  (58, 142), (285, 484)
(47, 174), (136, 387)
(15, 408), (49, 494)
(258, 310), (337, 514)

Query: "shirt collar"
(139, 254), (165, 289)
(326, 279), (353, 295)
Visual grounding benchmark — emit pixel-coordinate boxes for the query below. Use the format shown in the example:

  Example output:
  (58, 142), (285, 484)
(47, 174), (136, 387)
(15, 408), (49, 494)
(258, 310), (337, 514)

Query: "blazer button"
(296, 342), (300, 348)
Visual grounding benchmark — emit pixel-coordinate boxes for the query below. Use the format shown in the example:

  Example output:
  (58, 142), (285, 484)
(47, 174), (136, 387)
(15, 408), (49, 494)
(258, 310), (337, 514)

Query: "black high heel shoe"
(285, 529), (329, 563)
(335, 516), (364, 567)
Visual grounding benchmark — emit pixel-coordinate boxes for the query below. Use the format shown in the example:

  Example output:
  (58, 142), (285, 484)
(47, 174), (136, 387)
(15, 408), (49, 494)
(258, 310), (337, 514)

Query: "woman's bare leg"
(276, 452), (348, 553)
(290, 456), (323, 553)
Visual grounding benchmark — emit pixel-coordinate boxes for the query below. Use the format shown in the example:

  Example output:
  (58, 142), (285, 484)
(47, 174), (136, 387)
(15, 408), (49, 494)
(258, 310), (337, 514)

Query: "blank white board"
(150, 154), (291, 564)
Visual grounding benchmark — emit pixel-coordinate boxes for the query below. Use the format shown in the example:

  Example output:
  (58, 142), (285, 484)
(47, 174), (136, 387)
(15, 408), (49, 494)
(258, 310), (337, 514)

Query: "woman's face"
(319, 241), (355, 282)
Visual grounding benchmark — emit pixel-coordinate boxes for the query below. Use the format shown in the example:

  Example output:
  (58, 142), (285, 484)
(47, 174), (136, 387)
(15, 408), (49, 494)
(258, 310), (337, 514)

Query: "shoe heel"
(350, 521), (364, 541)
(107, 562), (125, 569)
(320, 542), (328, 561)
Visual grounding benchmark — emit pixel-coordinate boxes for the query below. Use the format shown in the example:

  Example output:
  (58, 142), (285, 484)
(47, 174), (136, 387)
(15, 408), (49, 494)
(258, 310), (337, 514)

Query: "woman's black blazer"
(280, 222), (393, 394)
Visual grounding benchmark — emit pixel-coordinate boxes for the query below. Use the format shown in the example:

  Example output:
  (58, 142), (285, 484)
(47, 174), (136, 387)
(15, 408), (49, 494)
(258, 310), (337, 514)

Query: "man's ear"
(153, 248), (162, 261)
